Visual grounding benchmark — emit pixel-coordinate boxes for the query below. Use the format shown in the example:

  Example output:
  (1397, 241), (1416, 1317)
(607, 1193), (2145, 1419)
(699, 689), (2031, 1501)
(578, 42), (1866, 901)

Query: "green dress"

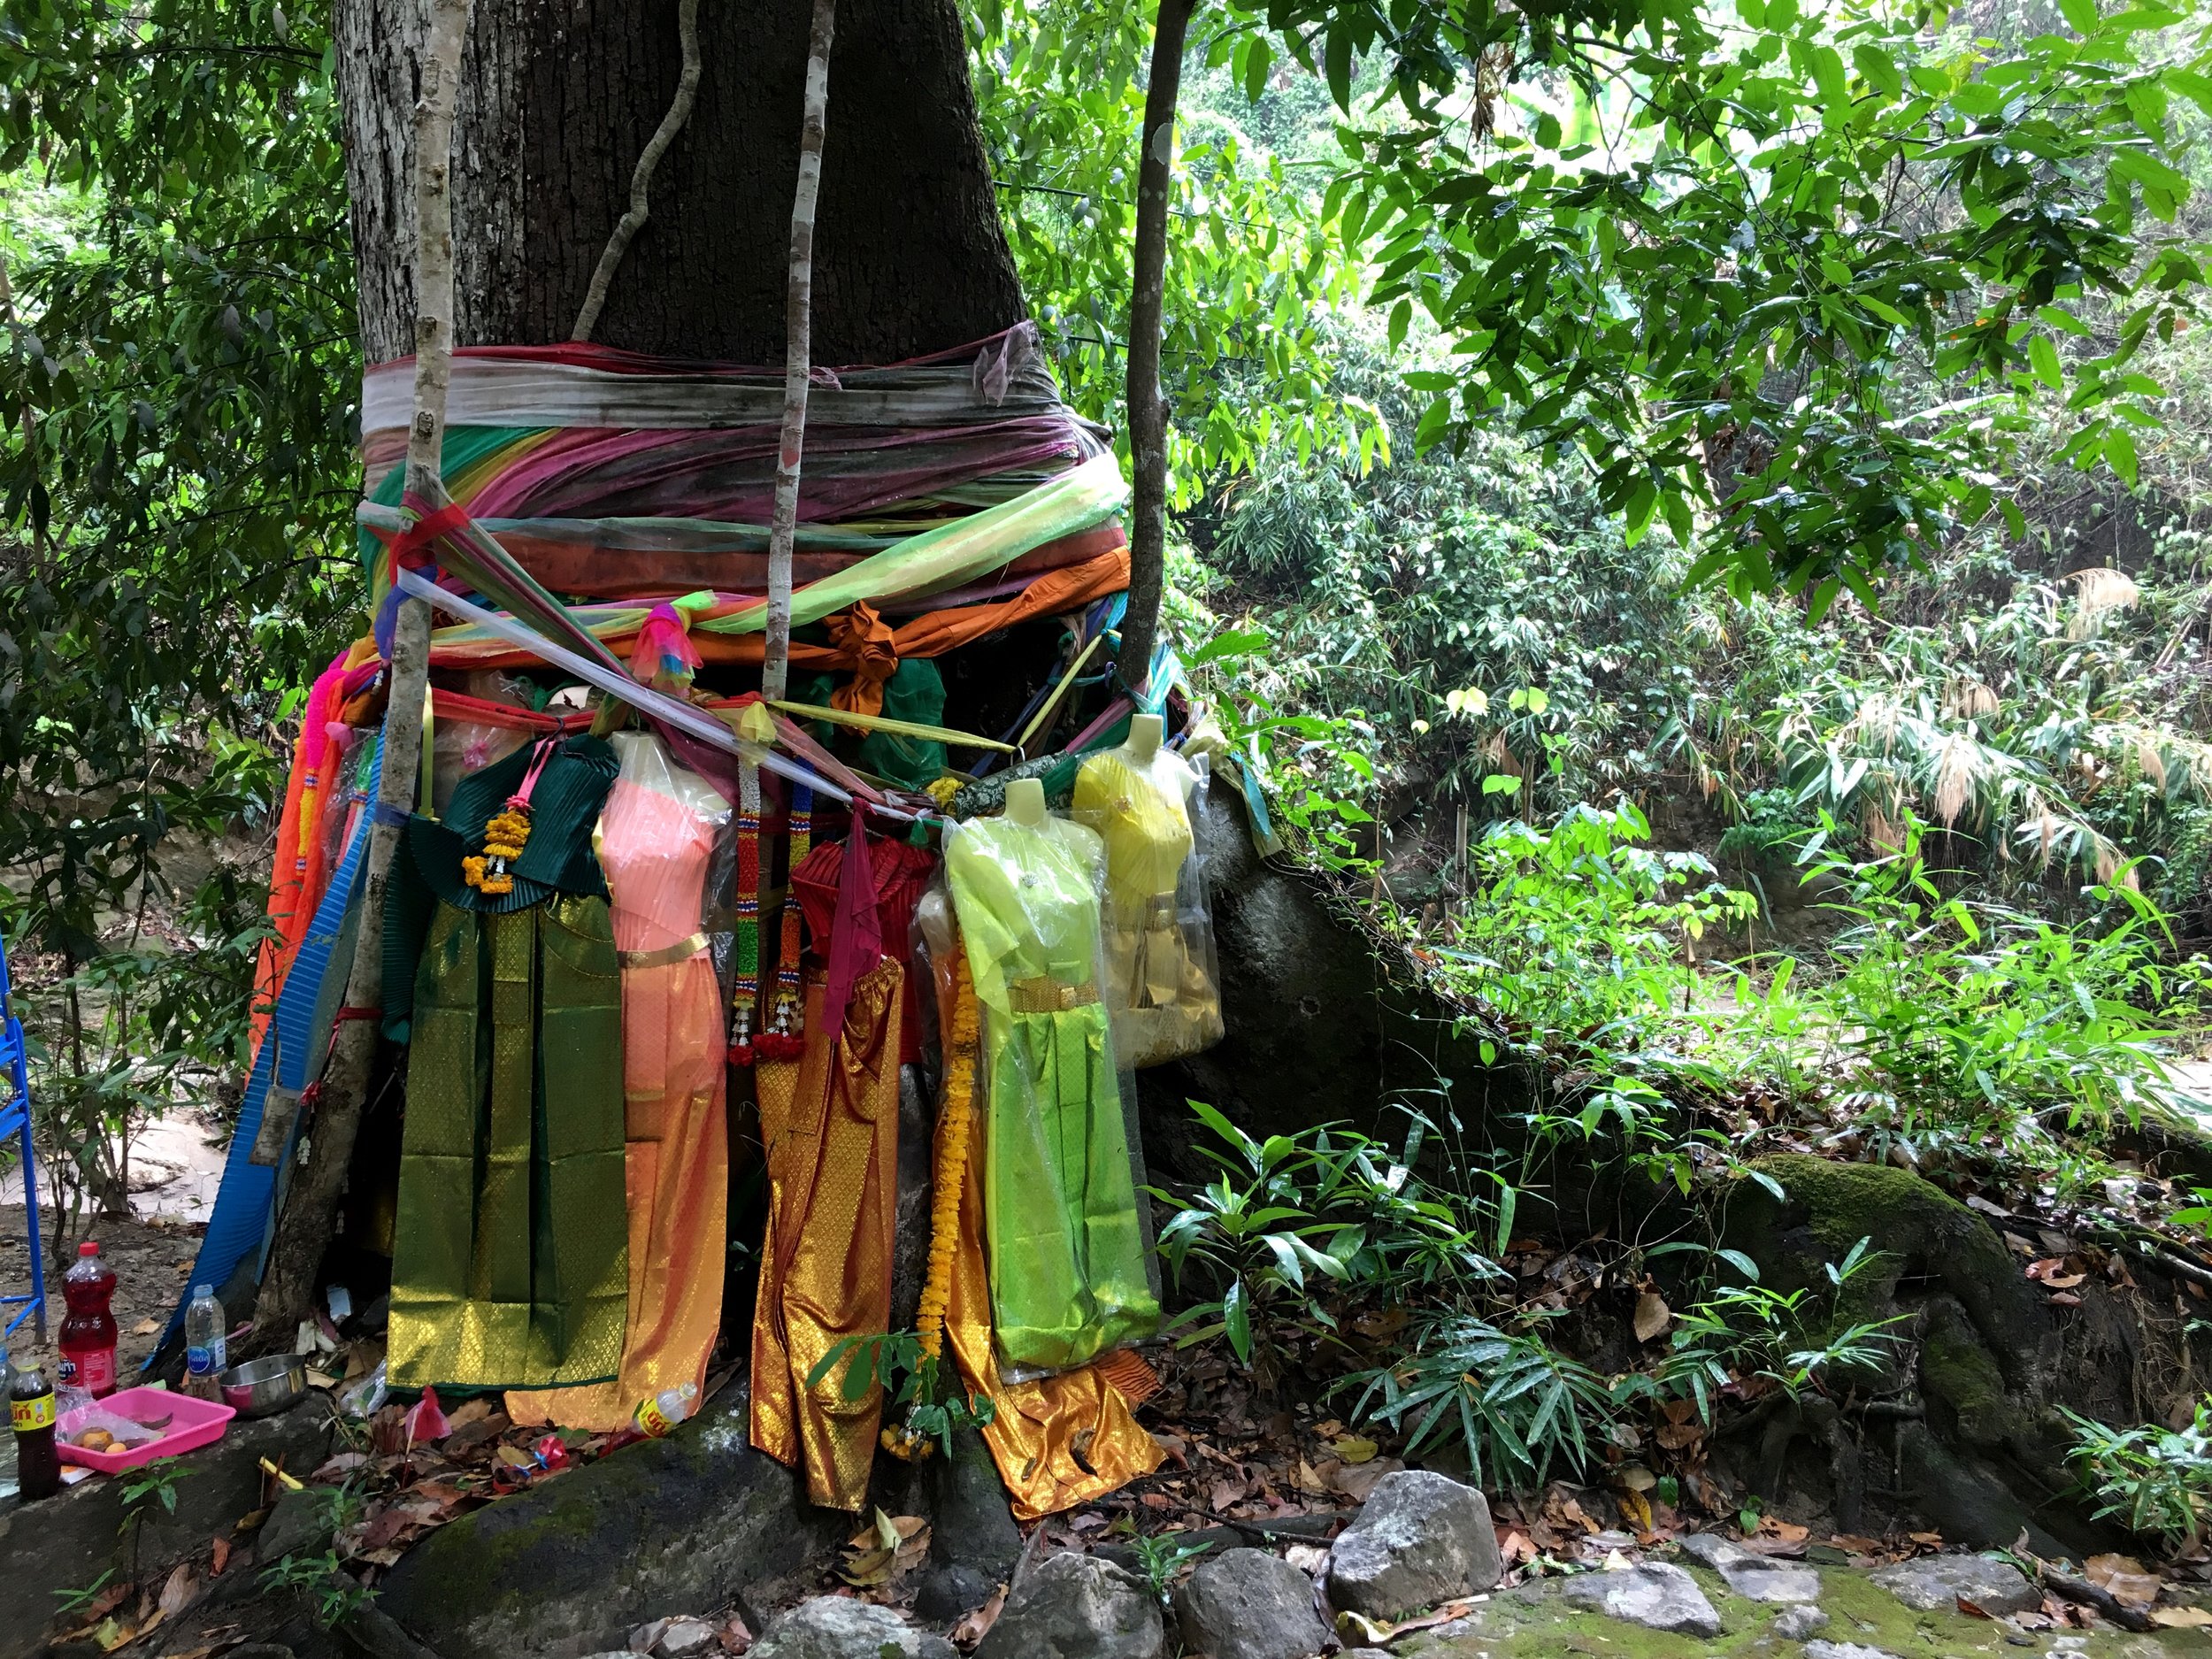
(945, 814), (1160, 1372)
(385, 736), (630, 1393)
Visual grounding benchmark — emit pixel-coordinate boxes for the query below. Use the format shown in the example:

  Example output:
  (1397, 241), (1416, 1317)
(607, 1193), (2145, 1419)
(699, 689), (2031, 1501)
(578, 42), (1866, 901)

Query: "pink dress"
(511, 771), (728, 1430)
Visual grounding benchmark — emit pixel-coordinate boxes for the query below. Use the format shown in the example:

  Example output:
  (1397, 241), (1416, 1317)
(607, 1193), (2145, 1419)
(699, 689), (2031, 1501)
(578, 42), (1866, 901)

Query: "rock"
(1673, 1532), (1820, 1603)
(1868, 1553), (2039, 1617)
(1560, 1563), (1722, 1639)
(1324, 1470), (1502, 1622)
(649, 1617), (718, 1658)
(914, 1563), (997, 1623)
(1772, 1603), (1830, 1640)
(377, 1381), (848, 1658)
(256, 1484), (335, 1566)
(929, 1428), (1023, 1582)
(1803, 1645), (1901, 1659)
(1172, 1548), (1329, 1659)
(973, 1553), (1164, 1659)
(0, 1400), (329, 1654)
(749, 1598), (956, 1659)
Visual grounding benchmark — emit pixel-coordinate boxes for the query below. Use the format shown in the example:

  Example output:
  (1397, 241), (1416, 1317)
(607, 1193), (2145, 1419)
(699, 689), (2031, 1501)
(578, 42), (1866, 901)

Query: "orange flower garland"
(461, 803), (531, 896)
(916, 957), (981, 1362)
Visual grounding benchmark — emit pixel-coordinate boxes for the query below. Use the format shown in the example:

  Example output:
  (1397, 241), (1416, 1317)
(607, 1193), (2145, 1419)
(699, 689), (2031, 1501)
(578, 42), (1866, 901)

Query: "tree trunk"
(336, 0), (1025, 364)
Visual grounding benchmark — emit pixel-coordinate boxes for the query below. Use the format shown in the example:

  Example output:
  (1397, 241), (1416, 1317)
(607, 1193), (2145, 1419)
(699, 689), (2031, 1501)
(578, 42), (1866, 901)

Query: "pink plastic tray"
(57, 1386), (234, 1472)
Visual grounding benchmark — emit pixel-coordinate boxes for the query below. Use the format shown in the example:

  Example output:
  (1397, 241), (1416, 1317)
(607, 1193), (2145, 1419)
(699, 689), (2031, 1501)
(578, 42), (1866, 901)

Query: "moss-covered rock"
(378, 1381), (846, 1658)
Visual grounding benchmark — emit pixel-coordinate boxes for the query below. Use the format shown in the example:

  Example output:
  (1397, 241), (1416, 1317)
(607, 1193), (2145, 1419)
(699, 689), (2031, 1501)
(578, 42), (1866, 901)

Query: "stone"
(1674, 1532), (1821, 1603)
(749, 1598), (956, 1659)
(1803, 1645), (1901, 1659)
(255, 1484), (334, 1566)
(914, 1563), (997, 1623)
(1772, 1603), (1831, 1640)
(929, 1428), (1023, 1582)
(1560, 1563), (1723, 1640)
(377, 1381), (849, 1658)
(1869, 1553), (2040, 1617)
(1172, 1548), (1329, 1659)
(0, 1400), (329, 1654)
(972, 1552), (1164, 1659)
(1324, 1470), (1503, 1622)
(649, 1617), (718, 1658)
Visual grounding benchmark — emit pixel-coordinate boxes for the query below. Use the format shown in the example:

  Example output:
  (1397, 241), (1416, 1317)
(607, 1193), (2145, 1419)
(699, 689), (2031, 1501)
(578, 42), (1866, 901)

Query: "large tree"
(337, 0), (1027, 364)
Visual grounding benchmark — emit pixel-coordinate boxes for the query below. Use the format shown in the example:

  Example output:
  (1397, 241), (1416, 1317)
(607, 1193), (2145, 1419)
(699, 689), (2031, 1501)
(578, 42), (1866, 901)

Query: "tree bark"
(1119, 0), (1193, 695)
(337, 0), (1025, 365)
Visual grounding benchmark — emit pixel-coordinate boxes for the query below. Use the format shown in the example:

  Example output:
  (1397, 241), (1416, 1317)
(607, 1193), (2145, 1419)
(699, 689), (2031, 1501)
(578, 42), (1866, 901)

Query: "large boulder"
(972, 1552), (1164, 1659)
(749, 1597), (956, 1659)
(377, 1381), (848, 1658)
(1172, 1548), (1329, 1659)
(1324, 1470), (1502, 1622)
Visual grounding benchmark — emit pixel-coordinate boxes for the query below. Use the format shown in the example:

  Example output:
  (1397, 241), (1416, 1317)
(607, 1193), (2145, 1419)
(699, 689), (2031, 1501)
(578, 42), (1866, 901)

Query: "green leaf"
(2028, 334), (2064, 390)
(1223, 1279), (1253, 1363)
(1852, 44), (1902, 100)
(2060, 0), (2101, 30)
(2108, 425), (2139, 485)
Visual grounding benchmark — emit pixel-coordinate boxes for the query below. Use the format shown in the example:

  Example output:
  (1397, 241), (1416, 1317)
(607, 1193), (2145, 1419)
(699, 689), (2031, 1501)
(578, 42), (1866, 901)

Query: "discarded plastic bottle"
(8, 1348), (60, 1502)
(632, 1382), (697, 1439)
(59, 1240), (119, 1399)
(183, 1284), (227, 1401)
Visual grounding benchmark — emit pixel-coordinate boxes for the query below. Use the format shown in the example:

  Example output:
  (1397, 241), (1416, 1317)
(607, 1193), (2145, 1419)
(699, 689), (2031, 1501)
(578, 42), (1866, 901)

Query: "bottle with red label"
(58, 1240), (119, 1399)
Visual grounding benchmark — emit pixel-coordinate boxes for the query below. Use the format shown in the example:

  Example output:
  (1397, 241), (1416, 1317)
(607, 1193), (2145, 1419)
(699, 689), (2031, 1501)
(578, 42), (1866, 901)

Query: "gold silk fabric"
(750, 963), (903, 1510)
(1071, 746), (1223, 1068)
(929, 950), (1163, 1518)
(511, 760), (730, 1431)
(943, 816), (1158, 1374)
(388, 895), (629, 1391)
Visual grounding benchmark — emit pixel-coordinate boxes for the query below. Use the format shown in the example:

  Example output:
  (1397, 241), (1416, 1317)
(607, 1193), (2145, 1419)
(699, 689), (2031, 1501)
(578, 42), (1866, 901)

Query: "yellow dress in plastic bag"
(1071, 745), (1224, 1068)
(944, 815), (1158, 1372)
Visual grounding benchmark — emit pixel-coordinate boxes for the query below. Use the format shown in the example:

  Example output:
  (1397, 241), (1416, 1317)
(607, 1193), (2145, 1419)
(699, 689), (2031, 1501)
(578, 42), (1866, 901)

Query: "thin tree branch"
(1119, 0), (1195, 695)
(762, 0), (837, 701)
(570, 0), (705, 342)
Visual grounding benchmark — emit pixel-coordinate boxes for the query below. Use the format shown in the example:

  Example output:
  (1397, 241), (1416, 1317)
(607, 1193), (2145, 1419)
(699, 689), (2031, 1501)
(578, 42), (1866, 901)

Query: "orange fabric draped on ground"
(750, 963), (903, 1510)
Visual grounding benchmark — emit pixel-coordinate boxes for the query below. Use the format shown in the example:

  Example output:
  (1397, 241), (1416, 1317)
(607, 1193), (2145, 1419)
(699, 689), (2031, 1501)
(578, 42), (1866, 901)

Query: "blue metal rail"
(0, 926), (47, 1343)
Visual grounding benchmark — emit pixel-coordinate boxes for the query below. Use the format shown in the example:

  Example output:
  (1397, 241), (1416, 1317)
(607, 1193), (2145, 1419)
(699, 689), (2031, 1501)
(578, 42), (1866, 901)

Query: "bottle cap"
(194, 1284), (213, 1299)
(78, 1241), (98, 1256)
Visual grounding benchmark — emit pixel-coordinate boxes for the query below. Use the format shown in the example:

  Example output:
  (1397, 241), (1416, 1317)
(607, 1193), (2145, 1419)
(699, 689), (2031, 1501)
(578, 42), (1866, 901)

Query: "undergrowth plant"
(2067, 1400), (2212, 1555)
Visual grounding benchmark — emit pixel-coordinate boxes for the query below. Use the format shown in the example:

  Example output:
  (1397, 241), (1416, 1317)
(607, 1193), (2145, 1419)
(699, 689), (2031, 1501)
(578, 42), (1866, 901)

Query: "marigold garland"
(915, 956), (981, 1363)
(462, 804), (532, 896)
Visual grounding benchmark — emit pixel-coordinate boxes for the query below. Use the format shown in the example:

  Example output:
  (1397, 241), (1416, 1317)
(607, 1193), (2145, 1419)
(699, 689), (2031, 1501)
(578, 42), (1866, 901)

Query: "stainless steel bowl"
(219, 1353), (308, 1418)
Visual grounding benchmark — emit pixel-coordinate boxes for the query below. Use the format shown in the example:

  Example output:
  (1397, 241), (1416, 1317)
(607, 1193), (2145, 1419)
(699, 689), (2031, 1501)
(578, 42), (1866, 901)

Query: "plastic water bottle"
(184, 1284), (227, 1399)
(632, 1381), (696, 1438)
(59, 1240), (119, 1399)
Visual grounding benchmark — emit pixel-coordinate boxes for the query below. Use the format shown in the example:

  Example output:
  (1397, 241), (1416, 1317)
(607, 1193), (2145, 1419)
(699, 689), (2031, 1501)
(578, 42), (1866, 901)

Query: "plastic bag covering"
(942, 815), (1159, 1373)
(1071, 745), (1224, 1068)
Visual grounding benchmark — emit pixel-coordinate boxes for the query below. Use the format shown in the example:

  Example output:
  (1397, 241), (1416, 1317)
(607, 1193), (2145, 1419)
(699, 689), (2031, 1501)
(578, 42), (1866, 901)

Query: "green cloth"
(387, 895), (629, 1393)
(856, 658), (949, 790)
(945, 815), (1159, 1372)
(382, 734), (619, 1043)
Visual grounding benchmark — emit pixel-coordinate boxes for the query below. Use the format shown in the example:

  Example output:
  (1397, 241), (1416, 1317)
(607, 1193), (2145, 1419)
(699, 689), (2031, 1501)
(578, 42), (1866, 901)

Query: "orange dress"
(511, 751), (729, 1430)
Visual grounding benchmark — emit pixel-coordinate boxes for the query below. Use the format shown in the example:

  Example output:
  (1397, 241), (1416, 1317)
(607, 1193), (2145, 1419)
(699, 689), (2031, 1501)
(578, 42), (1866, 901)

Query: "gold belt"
(619, 932), (708, 971)
(1008, 975), (1100, 1013)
